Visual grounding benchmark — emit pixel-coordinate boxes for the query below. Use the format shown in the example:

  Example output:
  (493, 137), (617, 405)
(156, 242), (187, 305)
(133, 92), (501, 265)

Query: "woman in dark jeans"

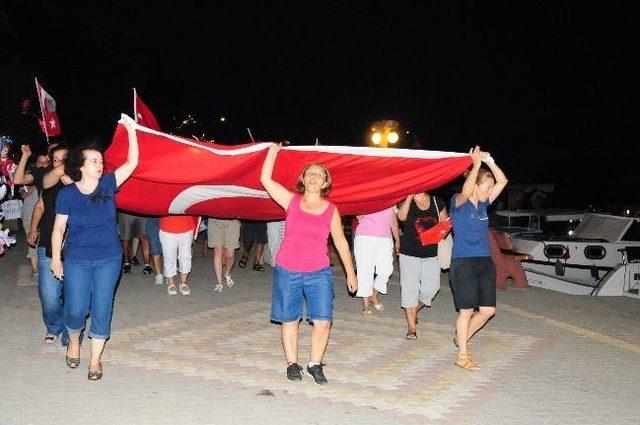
(449, 146), (507, 371)
(51, 117), (139, 380)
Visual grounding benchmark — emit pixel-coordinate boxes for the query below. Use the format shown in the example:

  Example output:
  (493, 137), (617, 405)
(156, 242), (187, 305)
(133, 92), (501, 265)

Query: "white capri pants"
(159, 230), (193, 278)
(266, 220), (285, 266)
(399, 254), (440, 308)
(354, 235), (394, 298)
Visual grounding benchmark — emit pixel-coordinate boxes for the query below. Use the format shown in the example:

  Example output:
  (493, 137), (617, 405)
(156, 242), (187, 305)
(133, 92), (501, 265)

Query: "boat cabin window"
(584, 245), (606, 260)
(544, 244), (568, 259)
(624, 247), (640, 261)
(622, 221), (640, 242)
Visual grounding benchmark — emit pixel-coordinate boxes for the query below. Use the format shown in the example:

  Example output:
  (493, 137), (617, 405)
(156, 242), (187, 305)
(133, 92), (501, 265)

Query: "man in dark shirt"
(20, 145), (72, 345)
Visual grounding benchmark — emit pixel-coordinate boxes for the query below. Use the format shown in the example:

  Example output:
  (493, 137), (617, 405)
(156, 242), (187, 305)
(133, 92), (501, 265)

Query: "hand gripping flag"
(105, 114), (472, 220)
(35, 78), (61, 137)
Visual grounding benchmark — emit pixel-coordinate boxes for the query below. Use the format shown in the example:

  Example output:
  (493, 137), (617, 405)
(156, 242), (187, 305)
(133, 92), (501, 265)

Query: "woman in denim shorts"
(260, 145), (357, 385)
(449, 146), (508, 371)
(50, 117), (139, 381)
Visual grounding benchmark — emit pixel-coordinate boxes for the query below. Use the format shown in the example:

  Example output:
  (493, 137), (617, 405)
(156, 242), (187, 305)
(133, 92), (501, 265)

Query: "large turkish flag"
(105, 114), (471, 220)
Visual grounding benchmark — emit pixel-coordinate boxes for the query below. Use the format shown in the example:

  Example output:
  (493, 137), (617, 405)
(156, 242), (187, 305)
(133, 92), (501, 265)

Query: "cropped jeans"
(63, 256), (121, 340)
(37, 247), (69, 345)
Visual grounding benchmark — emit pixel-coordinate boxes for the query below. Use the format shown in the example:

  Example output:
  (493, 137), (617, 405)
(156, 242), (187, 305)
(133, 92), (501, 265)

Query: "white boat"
(510, 214), (640, 298)
(493, 208), (585, 236)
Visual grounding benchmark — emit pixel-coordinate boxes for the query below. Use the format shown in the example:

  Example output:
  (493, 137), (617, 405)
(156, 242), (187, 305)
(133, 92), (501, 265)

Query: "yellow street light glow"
(371, 132), (382, 145)
(387, 131), (399, 144)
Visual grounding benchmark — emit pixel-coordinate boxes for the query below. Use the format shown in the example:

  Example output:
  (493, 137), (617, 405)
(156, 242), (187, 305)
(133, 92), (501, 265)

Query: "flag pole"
(315, 137), (319, 146)
(133, 87), (138, 123)
(34, 77), (49, 143)
(247, 128), (256, 143)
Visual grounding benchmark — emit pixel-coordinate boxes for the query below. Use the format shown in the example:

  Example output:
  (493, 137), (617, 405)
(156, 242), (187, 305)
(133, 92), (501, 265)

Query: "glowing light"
(371, 132), (382, 145)
(220, 117), (226, 122)
(387, 131), (399, 144)
(568, 230), (574, 236)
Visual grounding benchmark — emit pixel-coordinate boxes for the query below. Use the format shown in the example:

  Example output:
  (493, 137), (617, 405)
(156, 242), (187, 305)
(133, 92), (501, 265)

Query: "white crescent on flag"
(105, 114), (471, 219)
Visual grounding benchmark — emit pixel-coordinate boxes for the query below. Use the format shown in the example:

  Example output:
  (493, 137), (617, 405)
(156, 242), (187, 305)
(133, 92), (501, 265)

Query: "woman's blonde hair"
(476, 168), (495, 185)
(295, 162), (332, 197)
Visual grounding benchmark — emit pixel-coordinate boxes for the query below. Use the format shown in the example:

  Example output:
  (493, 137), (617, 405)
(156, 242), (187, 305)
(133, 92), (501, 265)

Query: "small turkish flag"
(38, 112), (61, 137)
(419, 218), (452, 245)
(134, 89), (161, 130)
(35, 78), (61, 137)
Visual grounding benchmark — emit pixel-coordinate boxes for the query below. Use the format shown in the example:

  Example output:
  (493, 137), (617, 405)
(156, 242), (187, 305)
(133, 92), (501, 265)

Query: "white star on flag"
(49, 119), (56, 129)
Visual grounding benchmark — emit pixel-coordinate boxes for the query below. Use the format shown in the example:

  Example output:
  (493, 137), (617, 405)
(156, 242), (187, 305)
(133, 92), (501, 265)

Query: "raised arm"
(114, 117), (140, 187)
(13, 145), (34, 185)
(329, 208), (358, 293)
(397, 194), (414, 221)
(455, 146), (482, 208)
(42, 164), (65, 189)
(482, 152), (508, 203)
(260, 144), (294, 210)
(50, 214), (68, 280)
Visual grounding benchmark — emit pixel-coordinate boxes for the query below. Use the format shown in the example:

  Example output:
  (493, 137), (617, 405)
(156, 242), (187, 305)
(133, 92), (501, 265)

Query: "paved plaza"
(1, 233), (639, 424)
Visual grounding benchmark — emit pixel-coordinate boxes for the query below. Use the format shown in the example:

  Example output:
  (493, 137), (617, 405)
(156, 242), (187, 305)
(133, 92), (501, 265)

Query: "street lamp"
(369, 119), (400, 148)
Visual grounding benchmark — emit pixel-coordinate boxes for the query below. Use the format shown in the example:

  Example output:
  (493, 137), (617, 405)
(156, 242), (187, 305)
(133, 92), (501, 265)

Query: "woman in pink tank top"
(261, 145), (357, 385)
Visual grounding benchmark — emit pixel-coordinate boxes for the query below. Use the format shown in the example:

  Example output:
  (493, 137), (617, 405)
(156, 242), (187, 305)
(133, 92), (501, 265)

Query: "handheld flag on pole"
(34, 78), (61, 141)
(133, 88), (161, 130)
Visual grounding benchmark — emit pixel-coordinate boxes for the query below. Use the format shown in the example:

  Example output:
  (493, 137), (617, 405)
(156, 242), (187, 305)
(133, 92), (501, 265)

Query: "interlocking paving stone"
(1, 234), (639, 424)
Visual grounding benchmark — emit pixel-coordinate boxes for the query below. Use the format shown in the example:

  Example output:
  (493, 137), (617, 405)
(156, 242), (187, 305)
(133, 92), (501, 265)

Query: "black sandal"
(87, 369), (103, 381)
(238, 255), (248, 269)
(405, 331), (417, 340)
(253, 263), (265, 271)
(66, 355), (80, 369)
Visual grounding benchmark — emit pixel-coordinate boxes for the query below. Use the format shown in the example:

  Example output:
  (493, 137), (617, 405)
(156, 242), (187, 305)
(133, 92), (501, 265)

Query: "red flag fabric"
(35, 79), (61, 137)
(134, 92), (161, 130)
(419, 217), (453, 245)
(105, 115), (472, 220)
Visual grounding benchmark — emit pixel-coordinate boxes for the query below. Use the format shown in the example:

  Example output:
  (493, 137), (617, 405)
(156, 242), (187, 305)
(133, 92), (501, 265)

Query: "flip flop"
(238, 255), (249, 269)
(167, 284), (178, 295)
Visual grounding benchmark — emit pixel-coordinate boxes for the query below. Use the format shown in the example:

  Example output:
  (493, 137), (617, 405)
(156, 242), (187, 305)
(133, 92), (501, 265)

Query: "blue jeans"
(270, 265), (334, 323)
(37, 247), (69, 345)
(145, 217), (162, 256)
(63, 256), (121, 340)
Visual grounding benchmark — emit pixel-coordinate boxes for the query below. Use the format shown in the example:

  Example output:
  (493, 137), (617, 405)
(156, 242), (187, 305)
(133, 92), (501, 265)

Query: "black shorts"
(450, 257), (496, 309)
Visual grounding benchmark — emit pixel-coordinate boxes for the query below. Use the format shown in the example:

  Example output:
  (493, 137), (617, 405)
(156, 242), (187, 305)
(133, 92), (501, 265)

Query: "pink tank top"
(275, 194), (336, 272)
(355, 206), (395, 238)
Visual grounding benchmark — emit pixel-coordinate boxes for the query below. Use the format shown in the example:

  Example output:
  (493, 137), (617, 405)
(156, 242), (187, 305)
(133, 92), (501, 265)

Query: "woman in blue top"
(51, 117), (139, 380)
(449, 146), (507, 371)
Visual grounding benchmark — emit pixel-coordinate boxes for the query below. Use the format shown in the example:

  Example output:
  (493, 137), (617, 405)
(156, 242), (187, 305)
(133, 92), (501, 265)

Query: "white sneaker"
(155, 274), (164, 285)
(224, 275), (235, 288)
(214, 283), (224, 293)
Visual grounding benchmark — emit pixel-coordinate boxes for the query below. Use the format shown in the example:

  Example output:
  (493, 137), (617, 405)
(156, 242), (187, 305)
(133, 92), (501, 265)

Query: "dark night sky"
(2, 1), (638, 205)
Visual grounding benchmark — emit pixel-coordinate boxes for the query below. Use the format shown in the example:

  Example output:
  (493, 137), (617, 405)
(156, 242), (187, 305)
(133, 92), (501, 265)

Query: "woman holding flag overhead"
(261, 144), (357, 385)
(50, 116), (139, 381)
(449, 146), (508, 371)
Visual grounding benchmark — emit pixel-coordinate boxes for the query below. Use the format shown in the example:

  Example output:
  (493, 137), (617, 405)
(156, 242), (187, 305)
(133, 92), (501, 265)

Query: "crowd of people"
(4, 135), (507, 384)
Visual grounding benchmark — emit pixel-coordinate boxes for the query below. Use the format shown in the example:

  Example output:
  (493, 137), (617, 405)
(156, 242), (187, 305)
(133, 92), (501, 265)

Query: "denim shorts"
(270, 265), (334, 323)
(450, 257), (496, 309)
(145, 217), (162, 256)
